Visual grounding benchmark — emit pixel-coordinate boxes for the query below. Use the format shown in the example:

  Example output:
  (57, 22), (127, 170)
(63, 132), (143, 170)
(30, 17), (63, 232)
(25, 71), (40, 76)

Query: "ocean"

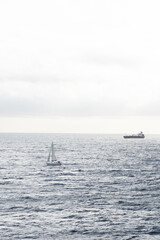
(0, 133), (159, 240)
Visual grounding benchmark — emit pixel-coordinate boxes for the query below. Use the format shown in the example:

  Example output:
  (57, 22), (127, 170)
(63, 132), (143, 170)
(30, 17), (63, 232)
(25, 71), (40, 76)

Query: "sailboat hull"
(47, 161), (61, 166)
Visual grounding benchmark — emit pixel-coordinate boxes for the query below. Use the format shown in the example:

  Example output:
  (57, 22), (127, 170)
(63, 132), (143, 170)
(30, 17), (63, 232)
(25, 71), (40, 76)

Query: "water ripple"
(0, 133), (159, 239)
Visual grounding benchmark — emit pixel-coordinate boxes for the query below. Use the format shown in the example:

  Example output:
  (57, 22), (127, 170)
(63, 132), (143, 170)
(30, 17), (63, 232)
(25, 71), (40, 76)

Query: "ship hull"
(123, 136), (145, 139)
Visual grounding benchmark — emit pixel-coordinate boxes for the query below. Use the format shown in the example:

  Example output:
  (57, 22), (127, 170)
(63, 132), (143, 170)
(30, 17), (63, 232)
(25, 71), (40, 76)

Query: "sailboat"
(47, 142), (61, 166)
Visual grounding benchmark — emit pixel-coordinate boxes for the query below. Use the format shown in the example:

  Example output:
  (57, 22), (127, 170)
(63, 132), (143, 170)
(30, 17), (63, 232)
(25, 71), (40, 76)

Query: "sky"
(0, 0), (160, 133)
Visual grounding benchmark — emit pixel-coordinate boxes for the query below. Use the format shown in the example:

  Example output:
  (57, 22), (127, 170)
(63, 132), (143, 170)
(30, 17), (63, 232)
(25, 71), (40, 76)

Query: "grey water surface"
(0, 133), (159, 240)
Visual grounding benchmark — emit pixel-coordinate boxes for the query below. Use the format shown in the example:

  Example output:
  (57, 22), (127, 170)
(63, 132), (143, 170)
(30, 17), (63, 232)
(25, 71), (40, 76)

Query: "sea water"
(0, 133), (159, 240)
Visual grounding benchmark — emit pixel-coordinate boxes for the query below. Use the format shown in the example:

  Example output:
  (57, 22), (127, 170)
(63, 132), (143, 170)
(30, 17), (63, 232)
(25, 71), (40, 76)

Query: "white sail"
(51, 142), (57, 162)
(47, 142), (61, 166)
(47, 152), (50, 162)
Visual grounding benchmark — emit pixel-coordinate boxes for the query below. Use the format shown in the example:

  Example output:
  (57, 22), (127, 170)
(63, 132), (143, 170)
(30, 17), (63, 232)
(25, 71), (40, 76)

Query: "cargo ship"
(123, 131), (145, 139)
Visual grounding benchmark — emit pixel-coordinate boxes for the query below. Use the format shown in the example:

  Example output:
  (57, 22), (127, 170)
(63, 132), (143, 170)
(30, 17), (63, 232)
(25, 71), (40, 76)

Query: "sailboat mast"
(52, 142), (53, 161)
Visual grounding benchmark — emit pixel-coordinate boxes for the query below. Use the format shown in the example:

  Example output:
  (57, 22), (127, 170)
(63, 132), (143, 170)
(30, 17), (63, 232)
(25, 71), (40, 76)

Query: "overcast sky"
(1, 0), (160, 133)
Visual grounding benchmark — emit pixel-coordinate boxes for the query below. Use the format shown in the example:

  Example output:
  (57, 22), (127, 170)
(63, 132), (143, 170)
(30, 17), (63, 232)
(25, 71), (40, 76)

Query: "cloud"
(0, 73), (160, 118)
(82, 54), (139, 69)
(0, 0), (160, 121)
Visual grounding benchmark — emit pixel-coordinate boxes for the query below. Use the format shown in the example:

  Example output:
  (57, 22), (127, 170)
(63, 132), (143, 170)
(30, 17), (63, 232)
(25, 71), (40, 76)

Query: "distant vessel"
(47, 142), (61, 166)
(123, 131), (145, 139)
